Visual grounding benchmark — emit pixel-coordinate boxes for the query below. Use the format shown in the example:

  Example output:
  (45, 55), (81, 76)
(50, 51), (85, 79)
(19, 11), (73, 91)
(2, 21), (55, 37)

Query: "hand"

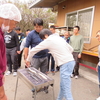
(17, 51), (21, 54)
(25, 60), (30, 67)
(78, 54), (81, 58)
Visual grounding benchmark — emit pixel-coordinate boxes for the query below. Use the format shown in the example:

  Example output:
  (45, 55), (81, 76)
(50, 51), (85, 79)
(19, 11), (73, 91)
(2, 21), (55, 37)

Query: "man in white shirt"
(26, 29), (75, 100)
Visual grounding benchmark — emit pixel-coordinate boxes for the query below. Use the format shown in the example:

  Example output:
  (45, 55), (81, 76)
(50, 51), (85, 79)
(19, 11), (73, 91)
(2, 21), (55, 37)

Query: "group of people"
(0, 3), (84, 100)
(0, 2), (100, 100)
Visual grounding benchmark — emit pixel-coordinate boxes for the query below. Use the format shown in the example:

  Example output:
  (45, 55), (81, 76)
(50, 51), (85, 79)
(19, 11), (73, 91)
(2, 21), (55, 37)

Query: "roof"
(29, 0), (66, 9)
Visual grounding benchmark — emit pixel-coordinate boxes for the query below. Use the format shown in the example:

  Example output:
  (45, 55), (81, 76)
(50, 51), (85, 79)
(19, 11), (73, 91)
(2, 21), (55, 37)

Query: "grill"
(14, 67), (55, 100)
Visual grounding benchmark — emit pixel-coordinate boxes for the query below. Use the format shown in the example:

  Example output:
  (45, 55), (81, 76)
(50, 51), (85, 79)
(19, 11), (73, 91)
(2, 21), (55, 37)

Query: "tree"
(0, 0), (57, 33)
(17, 5), (57, 33)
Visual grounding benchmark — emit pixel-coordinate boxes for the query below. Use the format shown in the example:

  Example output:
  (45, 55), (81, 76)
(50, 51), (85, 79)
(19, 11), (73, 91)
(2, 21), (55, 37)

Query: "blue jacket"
(25, 30), (48, 58)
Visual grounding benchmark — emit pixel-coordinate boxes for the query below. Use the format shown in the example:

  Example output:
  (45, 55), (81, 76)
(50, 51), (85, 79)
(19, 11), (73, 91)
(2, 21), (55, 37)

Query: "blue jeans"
(98, 66), (100, 83)
(57, 60), (75, 100)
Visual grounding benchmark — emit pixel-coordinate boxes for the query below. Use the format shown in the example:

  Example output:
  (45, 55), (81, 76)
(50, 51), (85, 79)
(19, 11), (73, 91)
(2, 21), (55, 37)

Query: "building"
(29, 0), (100, 71)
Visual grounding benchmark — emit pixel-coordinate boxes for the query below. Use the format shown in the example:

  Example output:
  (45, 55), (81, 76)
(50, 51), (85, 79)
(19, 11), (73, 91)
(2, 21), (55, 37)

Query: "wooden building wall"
(56, 0), (100, 65)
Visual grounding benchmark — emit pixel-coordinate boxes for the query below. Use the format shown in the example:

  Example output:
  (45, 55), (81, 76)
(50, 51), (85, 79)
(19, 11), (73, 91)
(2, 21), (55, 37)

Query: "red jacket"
(0, 28), (6, 86)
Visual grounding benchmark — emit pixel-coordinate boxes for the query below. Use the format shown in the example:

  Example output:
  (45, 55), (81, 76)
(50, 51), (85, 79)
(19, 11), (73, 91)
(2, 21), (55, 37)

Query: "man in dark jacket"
(5, 30), (19, 76)
(24, 18), (48, 74)
(0, 3), (21, 100)
(15, 27), (25, 68)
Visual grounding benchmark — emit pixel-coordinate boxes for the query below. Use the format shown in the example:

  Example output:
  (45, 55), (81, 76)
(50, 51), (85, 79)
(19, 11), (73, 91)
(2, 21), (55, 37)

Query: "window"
(66, 6), (95, 43)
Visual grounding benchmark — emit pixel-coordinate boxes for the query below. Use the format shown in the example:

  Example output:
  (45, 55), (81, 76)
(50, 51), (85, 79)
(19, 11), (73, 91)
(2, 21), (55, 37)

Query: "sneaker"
(96, 97), (100, 100)
(13, 72), (17, 76)
(70, 74), (74, 78)
(5, 71), (11, 76)
(75, 75), (78, 79)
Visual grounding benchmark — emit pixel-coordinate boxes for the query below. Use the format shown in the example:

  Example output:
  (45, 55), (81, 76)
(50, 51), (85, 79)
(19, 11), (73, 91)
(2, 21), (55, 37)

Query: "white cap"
(0, 3), (22, 22)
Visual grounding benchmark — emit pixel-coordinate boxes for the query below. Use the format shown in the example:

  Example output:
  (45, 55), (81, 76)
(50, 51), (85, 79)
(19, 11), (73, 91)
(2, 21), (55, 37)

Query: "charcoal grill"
(14, 67), (55, 100)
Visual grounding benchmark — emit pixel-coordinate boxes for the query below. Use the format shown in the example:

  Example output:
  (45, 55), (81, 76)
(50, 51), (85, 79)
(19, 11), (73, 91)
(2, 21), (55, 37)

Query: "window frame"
(65, 6), (95, 43)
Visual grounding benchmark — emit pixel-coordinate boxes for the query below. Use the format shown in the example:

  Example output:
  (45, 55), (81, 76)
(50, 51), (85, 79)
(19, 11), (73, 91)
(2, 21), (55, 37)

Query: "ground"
(4, 56), (99, 100)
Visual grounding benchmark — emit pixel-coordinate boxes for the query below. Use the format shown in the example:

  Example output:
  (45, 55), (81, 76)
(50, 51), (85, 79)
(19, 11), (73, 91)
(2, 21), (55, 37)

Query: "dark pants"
(17, 50), (23, 67)
(72, 52), (80, 75)
(48, 54), (55, 71)
(6, 47), (18, 72)
(31, 57), (48, 74)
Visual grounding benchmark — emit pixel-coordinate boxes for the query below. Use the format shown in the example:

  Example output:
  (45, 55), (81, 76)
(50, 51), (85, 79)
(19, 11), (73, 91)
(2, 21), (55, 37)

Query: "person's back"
(46, 34), (74, 66)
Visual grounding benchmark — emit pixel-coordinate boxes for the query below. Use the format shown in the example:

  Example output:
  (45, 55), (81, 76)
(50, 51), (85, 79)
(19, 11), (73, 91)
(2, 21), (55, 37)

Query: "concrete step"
(80, 66), (98, 84)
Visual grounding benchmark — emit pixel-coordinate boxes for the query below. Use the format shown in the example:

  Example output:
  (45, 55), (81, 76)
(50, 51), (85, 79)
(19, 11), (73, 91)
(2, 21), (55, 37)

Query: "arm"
(26, 39), (49, 62)
(24, 34), (32, 60)
(20, 38), (26, 51)
(79, 37), (84, 54)
(24, 47), (29, 60)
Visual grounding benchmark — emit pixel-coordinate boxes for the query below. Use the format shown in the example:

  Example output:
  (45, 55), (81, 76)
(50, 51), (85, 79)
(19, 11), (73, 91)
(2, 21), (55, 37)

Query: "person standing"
(17, 29), (31, 68)
(69, 26), (84, 79)
(19, 29), (31, 52)
(0, 3), (21, 100)
(24, 18), (48, 74)
(25, 29), (75, 100)
(96, 30), (100, 100)
(49, 25), (59, 73)
(64, 31), (70, 43)
(5, 30), (19, 76)
(15, 27), (25, 68)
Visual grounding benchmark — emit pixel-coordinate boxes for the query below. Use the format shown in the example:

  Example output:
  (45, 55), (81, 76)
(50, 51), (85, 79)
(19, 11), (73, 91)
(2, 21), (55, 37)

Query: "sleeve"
(79, 37), (84, 54)
(15, 33), (20, 51)
(27, 39), (49, 62)
(66, 43), (73, 53)
(20, 38), (26, 51)
(25, 33), (32, 48)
